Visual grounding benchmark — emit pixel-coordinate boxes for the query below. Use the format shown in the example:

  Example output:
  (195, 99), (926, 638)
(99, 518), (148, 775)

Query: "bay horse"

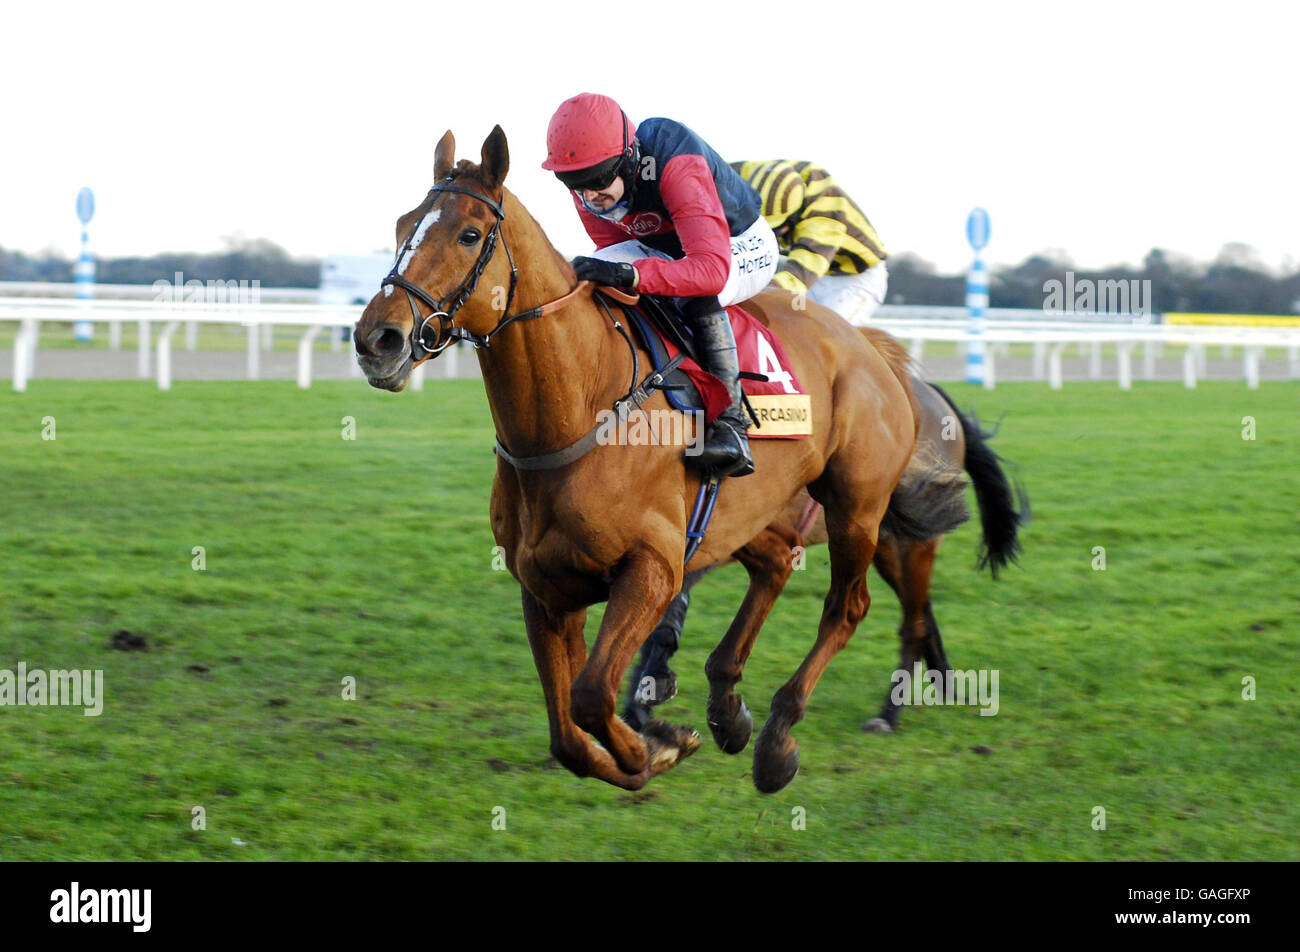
(622, 361), (1027, 735)
(353, 126), (965, 792)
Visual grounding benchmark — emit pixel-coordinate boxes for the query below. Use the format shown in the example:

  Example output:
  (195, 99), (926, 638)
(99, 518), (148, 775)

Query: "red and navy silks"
(573, 118), (762, 300)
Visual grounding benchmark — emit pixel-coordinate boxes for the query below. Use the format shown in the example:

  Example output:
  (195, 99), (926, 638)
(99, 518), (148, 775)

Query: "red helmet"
(540, 93), (636, 173)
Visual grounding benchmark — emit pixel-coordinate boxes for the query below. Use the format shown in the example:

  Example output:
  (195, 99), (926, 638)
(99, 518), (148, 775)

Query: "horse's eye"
(458, 229), (481, 246)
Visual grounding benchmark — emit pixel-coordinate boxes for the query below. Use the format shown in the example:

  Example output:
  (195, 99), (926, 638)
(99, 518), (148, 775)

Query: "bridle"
(375, 176), (665, 472)
(381, 179), (535, 360)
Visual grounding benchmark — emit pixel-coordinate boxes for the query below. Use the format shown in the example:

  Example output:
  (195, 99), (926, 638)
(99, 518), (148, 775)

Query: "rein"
(379, 181), (668, 472)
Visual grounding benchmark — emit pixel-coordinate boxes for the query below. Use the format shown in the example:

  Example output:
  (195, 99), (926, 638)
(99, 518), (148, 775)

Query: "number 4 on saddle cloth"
(614, 293), (814, 440)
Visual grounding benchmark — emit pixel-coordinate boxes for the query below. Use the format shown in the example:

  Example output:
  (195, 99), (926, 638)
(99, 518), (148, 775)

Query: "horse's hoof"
(681, 728), (702, 757)
(862, 717), (894, 734)
(634, 670), (677, 708)
(707, 697), (753, 754)
(651, 671), (678, 706)
(641, 720), (701, 771)
(753, 728), (800, 794)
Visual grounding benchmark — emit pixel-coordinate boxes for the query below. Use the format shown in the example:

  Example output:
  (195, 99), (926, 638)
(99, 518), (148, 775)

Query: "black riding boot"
(683, 298), (754, 478)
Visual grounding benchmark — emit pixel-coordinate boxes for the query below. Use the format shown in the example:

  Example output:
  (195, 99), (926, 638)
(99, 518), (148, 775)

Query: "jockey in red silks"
(541, 92), (779, 478)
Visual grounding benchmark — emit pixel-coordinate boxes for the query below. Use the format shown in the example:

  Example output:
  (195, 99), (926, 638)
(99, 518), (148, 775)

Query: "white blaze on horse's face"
(396, 207), (442, 277)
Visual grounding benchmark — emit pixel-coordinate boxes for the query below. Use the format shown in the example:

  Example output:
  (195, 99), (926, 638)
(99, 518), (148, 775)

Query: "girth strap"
(493, 354), (687, 472)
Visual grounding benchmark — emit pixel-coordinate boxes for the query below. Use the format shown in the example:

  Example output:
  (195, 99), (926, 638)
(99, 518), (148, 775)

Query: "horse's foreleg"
(521, 590), (652, 790)
(705, 525), (800, 754)
(753, 511), (880, 793)
(572, 546), (699, 778)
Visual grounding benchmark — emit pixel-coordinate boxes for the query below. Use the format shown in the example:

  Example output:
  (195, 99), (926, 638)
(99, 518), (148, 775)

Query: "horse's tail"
(927, 382), (1029, 578)
(857, 327), (972, 544)
(878, 439), (972, 543)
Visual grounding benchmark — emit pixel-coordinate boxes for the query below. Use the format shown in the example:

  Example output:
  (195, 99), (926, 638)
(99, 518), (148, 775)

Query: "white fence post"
(1183, 347), (1197, 389)
(1244, 346), (1261, 390)
(1049, 342), (1066, 390)
(297, 325), (322, 389)
(13, 318), (36, 392)
(1117, 342), (1133, 390)
(246, 323), (260, 380)
(137, 319), (151, 378)
(157, 321), (181, 390)
(445, 340), (460, 379)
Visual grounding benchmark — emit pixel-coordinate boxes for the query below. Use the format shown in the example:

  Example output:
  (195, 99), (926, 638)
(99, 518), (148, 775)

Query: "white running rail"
(3, 297), (1296, 392)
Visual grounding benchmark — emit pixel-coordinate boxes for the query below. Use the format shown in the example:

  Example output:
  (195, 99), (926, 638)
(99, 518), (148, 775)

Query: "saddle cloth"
(620, 297), (813, 440)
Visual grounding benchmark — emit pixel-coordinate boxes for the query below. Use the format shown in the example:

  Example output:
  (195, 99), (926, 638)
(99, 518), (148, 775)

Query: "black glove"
(572, 256), (638, 289)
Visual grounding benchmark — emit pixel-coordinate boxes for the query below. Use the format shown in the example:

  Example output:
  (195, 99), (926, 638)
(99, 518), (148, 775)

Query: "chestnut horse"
(354, 126), (963, 792)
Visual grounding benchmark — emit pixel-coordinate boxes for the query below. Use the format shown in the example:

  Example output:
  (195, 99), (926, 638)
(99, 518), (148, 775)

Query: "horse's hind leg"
(621, 567), (712, 730)
(865, 536), (943, 734)
(705, 524), (800, 754)
(921, 600), (950, 672)
(753, 506), (882, 793)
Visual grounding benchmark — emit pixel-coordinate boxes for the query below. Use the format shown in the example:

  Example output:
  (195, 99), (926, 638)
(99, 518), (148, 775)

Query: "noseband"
(381, 180), (522, 359)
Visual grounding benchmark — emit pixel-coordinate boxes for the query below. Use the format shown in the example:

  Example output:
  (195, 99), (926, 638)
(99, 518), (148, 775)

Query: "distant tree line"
(2, 238), (1297, 314)
(887, 243), (1300, 314)
(0, 237), (319, 287)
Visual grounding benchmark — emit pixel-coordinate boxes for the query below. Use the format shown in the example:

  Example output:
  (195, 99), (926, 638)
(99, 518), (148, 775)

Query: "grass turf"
(1, 378), (1296, 860)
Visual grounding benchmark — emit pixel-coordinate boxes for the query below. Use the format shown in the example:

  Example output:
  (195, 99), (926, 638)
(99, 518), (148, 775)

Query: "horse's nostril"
(360, 324), (406, 358)
(376, 327), (405, 356)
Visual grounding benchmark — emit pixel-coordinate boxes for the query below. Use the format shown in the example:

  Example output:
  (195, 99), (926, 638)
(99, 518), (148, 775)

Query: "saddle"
(600, 291), (812, 438)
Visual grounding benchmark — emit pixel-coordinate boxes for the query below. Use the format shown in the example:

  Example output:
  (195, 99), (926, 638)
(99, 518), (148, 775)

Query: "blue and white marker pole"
(73, 187), (96, 342)
(964, 207), (991, 386)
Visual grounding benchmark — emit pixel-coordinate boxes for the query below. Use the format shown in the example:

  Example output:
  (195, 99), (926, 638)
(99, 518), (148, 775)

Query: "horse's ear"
(480, 125), (509, 191)
(433, 130), (456, 181)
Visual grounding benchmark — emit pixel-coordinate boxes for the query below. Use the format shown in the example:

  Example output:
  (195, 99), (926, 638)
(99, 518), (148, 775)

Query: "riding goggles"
(554, 154), (624, 193)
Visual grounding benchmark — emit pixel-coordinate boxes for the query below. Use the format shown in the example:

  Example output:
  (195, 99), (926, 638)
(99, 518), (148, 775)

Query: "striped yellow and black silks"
(731, 160), (888, 296)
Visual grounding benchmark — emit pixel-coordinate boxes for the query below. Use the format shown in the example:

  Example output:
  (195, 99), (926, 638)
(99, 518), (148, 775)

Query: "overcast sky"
(2, 0), (1295, 273)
